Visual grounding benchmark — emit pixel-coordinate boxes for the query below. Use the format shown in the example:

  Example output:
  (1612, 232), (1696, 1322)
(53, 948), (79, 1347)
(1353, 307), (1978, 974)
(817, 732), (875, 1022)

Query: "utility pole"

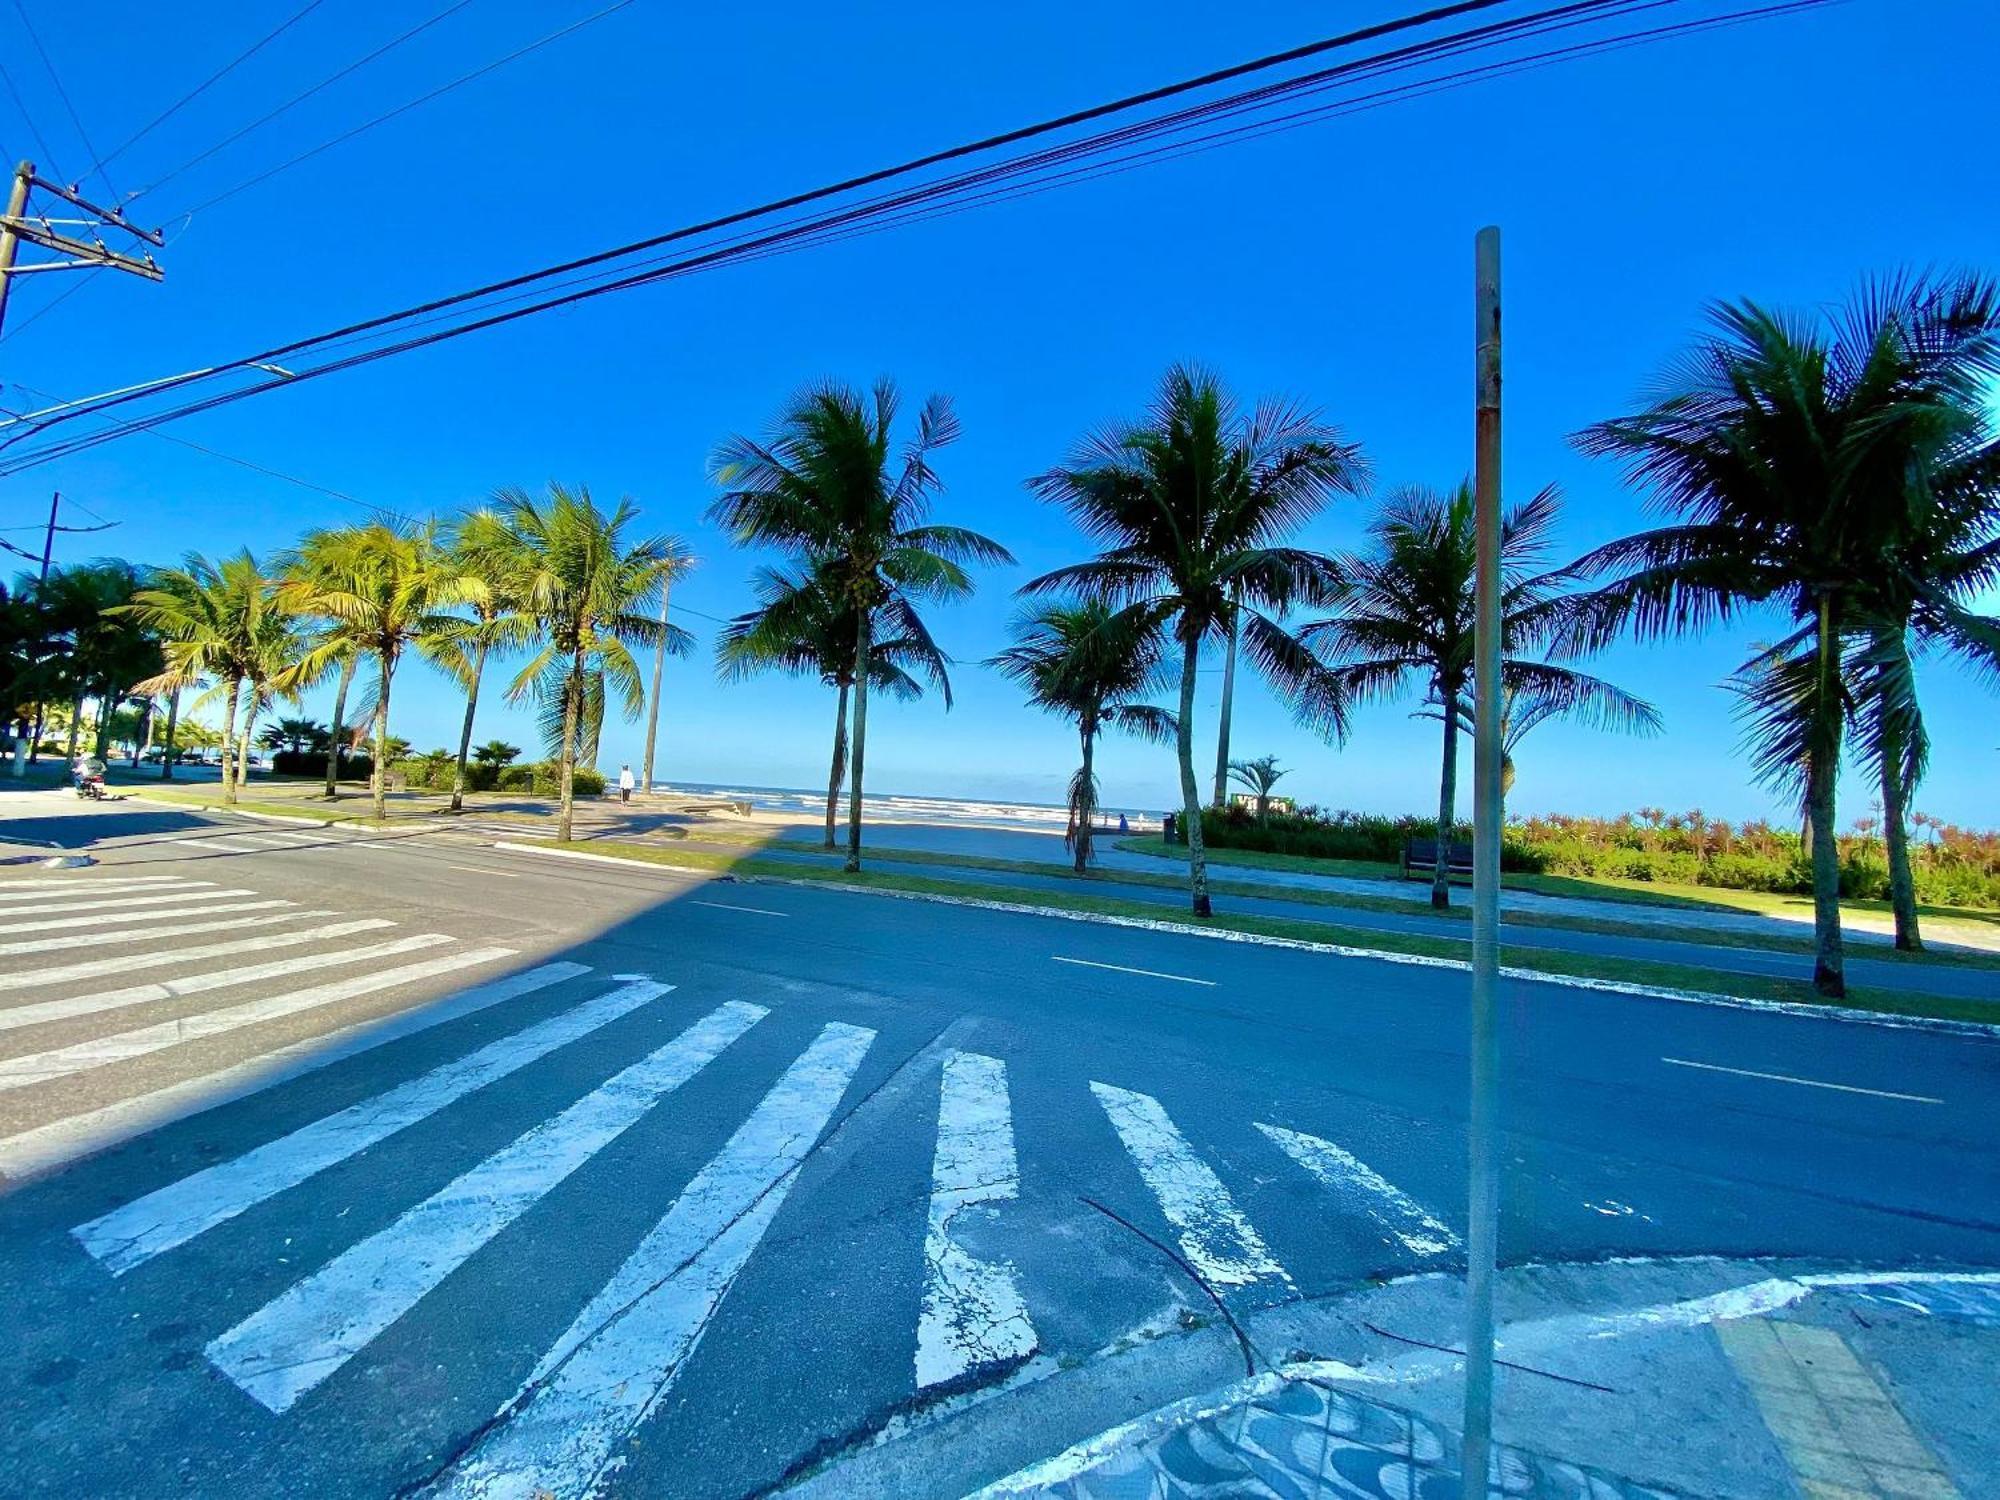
(640, 579), (673, 794)
(1461, 224), (1504, 1500)
(0, 160), (165, 340)
(1211, 586), (1240, 808)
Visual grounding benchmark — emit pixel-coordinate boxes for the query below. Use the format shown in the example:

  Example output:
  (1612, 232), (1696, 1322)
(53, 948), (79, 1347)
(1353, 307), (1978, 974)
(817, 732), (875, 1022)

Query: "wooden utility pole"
(640, 580), (673, 793)
(1462, 224), (1504, 1500)
(0, 160), (164, 340)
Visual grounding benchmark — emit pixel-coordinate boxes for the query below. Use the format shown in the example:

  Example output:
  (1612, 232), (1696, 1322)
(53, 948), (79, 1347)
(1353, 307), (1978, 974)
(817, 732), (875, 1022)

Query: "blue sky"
(4, 0), (1995, 825)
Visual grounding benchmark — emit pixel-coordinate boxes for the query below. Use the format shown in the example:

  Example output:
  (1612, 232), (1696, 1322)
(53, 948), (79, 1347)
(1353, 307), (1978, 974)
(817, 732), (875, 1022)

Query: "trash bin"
(1163, 812), (1178, 845)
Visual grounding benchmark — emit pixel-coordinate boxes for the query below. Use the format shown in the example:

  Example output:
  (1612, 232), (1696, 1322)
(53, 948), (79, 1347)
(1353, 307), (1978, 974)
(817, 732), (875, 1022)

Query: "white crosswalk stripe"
(0, 897), (291, 937)
(0, 933), (451, 1033)
(918, 1050), (1036, 1390)
(0, 877), (209, 901)
(173, 837), (269, 853)
(1256, 1123), (1459, 1258)
(0, 962), (590, 1181)
(432, 1021), (875, 1499)
(0, 918), (396, 994)
(0, 908), (331, 958)
(206, 1000), (767, 1412)
(1091, 1081), (1291, 1290)
(74, 977), (676, 1274)
(0, 887), (254, 920)
(0, 944), (509, 1093)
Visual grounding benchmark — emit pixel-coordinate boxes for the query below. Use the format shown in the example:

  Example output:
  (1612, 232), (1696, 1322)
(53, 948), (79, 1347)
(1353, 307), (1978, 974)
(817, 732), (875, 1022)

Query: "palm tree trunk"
(449, 640), (489, 813)
(94, 685), (115, 760)
(134, 697), (154, 767)
(825, 680), (849, 851)
(844, 610), (872, 873)
(371, 652), (394, 823)
(1210, 593), (1240, 808)
(1879, 721), (1922, 953)
(219, 675), (242, 804)
(1433, 687), (1459, 911)
(1074, 719), (1097, 875)
(160, 687), (180, 780)
(557, 652), (584, 843)
(1176, 630), (1211, 918)
(63, 693), (83, 763)
(641, 582), (672, 794)
(1807, 597), (1846, 998)
(236, 686), (256, 793)
(324, 653), (355, 799)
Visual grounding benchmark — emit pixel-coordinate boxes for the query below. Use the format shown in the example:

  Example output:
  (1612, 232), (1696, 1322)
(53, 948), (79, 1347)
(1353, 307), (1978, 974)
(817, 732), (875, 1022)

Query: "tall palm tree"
(987, 600), (1175, 873)
(282, 526), (374, 799)
(639, 538), (698, 795)
(1305, 482), (1660, 910)
(717, 562), (951, 849)
(1573, 275), (1999, 996)
(436, 508), (537, 813)
(280, 521), (467, 821)
(709, 379), (1012, 872)
(1025, 364), (1365, 916)
(494, 483), (689, 842)
(120, 552), (276, 805)
(1226, 754), (1289, 822)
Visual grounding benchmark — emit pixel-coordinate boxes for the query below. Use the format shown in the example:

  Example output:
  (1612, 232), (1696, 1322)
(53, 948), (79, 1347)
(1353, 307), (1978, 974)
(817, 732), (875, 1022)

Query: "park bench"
(1400, 837), (1474, 883)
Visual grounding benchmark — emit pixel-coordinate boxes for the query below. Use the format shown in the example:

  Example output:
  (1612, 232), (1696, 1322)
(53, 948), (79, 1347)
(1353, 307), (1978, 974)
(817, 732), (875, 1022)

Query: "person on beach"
(618, 764), (636, 804)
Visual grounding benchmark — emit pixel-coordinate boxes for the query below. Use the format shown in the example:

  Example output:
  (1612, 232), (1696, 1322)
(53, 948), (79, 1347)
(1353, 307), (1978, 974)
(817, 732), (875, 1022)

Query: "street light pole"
(1461, 223), (1504, 1500)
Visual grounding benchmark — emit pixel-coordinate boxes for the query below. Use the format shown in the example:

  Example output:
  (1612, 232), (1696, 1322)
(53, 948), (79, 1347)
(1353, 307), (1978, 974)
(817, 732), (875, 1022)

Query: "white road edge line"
(692, 899), (787, 917)
(74, 977), (676, 1275)
(1052, 956), (1214, 987)
(918, 1051), (1037, 1390)
(0, 962), (591, 1181)
(205, 1000), (768, 1413)
(430, 1021), (874, 1499)
(1090, 1081), (1290, 1290)
(1660, 1056), (1943, 1104)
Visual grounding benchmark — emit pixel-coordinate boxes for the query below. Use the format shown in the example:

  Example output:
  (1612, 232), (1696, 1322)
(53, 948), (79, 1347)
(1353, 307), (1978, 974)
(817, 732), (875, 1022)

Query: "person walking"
(618, 763), (636, 805)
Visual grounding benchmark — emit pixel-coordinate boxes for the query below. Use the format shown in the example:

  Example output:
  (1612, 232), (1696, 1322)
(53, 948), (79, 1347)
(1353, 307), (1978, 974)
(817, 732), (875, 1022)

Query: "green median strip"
(554, 840), (1995, 1027)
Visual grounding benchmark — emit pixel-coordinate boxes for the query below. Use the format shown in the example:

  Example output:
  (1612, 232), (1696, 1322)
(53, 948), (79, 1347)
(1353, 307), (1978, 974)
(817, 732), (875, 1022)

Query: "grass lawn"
(550, 839), (1996, 1027)
(1113, 837), (2000, 944)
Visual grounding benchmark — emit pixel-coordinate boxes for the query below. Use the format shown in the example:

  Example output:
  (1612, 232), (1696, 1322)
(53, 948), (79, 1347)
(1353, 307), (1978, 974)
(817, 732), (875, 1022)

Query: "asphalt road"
(1, 797), (1996, 1499)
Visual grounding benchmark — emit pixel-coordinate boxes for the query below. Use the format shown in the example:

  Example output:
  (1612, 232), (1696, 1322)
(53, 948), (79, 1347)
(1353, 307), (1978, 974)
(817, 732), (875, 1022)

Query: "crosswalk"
(171, 822), (375, 854)
(6, 873), (1487, 1499)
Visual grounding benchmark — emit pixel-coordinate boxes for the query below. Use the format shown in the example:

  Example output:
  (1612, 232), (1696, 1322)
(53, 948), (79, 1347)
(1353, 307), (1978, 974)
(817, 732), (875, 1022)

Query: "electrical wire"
(0, 54), (64, 179)
(98, 0), (328, 172)
(9, 0), (115, 197)
(135, 0), (480, 202)
(0, 0), (1835, 476)
(177, 0), (633, 216)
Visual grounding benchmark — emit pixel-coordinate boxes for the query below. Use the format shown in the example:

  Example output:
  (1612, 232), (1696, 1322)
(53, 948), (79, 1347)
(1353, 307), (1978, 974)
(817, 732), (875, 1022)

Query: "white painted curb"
(486, 843), (2000, 1037)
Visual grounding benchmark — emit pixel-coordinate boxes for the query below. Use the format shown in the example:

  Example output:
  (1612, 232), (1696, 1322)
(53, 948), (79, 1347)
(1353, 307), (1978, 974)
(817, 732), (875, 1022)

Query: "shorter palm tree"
(988, 601), (1175, 873)
(1305, 482), (1659, 909)
(472, 739), (522, 769)
(496, 483), (689, 841)
(1226, 754), (1289, 821)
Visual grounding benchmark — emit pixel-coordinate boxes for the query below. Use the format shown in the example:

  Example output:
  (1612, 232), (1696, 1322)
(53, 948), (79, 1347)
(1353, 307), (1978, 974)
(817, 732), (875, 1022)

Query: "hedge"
(270, 749), (374, 780)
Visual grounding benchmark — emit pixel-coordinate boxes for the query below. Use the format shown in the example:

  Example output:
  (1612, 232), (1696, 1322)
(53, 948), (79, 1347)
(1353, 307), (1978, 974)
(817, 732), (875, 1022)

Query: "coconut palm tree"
(1024, 364), (1364, 916)
(435, 508), (538, 812)
(1573, 274), (2000, 995)
(1305, 482), (1660, 909)
(492, 483), (688, 842)
(472, 739), (522, 769)
(709, 379), (1012, 872)
(1226, 754), (1290, 822)
(988, 600), (1175, 873)
(120, 552), (278, 805)
(279, 521), (468, 821)
(281, 527), (376, 798)
(717, 562), (951, 849)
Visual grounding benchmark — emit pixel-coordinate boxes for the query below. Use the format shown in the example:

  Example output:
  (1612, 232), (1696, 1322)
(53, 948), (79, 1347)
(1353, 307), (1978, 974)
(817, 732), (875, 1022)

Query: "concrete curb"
(487, 842), (2000, 1038)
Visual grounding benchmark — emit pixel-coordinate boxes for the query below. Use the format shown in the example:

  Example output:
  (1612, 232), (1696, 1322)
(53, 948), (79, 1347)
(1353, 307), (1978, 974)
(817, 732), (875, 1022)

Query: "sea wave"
(654, 781), (1162, 833)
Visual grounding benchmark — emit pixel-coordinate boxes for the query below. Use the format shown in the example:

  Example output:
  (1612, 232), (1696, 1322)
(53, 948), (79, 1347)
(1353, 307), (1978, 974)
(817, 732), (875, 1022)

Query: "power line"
(0, 55), (65, 179)
(0, 0), (1832, 474)
(137, 0), (480, 202)
(98, 0), (328, 172)
(9, 0), (116, 197)
(180, 0), (633, 216)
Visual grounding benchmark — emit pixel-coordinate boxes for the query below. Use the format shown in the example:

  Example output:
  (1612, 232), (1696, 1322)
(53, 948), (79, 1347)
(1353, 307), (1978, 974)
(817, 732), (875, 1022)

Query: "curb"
(487, 842), (2000, 1038)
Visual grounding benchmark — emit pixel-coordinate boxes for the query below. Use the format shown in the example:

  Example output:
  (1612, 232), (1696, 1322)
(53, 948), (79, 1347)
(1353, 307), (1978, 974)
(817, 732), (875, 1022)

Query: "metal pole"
(640, 579), (671, 793)
(0, 160), (34, 337)
(1461, 224), (1504, 1500)
(38, 492), (59, 581)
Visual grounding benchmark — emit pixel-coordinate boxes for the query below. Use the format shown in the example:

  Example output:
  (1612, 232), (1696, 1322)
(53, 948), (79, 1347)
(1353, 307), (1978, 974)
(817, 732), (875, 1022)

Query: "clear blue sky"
(4, 0), (1995, 826)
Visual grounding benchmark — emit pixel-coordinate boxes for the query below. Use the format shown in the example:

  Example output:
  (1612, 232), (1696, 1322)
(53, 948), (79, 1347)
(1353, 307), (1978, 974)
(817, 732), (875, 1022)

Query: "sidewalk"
(960, 1272), (1992, 1500)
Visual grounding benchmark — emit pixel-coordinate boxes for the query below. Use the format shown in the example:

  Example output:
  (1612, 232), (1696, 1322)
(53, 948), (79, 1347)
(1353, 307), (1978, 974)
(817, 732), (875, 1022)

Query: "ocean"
(652, 780), (1165, 835)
